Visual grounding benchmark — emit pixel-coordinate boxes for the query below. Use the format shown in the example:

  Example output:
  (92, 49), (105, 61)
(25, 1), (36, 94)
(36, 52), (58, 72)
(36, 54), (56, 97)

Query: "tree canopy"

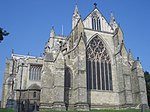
(0, 27), (9, 42)
(144, 71), (150, 107)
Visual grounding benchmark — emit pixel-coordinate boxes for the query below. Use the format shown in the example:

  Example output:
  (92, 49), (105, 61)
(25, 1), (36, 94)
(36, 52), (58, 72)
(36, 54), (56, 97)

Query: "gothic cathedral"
(2, 4), (148, 111)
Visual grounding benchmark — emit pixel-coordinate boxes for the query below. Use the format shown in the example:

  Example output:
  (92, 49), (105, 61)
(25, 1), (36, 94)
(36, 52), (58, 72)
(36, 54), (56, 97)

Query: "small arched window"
(86, 36), (112, 91)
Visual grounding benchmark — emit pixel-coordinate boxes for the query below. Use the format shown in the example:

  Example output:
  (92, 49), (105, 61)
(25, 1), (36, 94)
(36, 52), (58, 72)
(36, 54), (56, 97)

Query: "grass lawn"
(0, 108), (150, 112)
(40, 109), (150, 112)
(90, 109), (141, 112)
(0, 108), (15, 112)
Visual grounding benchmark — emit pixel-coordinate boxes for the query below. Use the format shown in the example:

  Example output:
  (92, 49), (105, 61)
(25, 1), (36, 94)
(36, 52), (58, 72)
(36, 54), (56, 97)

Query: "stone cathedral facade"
(1, 4), (148, 111)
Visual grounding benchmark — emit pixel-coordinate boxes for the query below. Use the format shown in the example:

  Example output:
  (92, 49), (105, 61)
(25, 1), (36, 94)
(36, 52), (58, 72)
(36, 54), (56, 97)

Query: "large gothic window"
(29, 65), (42, 81)
(86, 36), (112, 91)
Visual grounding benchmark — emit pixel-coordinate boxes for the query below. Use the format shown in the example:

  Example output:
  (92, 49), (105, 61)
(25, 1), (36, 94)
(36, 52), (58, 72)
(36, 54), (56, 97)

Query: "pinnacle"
(74, 4), (79, 14)
(50, 26), (55, 38)
(110, 11), (115, 21)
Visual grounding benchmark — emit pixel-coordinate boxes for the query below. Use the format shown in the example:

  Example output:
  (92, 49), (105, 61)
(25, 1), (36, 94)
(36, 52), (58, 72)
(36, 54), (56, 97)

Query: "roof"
(12, 54), (43, 60)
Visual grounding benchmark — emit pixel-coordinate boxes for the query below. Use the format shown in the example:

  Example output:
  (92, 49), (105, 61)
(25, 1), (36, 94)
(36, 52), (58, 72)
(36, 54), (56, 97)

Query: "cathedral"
(1, 4), (148, 111)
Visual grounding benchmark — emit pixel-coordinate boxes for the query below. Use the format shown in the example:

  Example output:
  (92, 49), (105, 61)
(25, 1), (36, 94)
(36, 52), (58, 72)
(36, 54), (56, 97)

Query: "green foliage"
(145, 71), (150, 107)
(0, 108), (15, 112)
(0, 27), (9, 42)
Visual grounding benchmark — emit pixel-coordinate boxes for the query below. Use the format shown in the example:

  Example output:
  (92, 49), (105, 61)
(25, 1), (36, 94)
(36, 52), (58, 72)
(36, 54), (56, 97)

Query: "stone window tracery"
(86, 36), (112, 90)
(92, 12), (101, 31)
(29, 65), (42, 81)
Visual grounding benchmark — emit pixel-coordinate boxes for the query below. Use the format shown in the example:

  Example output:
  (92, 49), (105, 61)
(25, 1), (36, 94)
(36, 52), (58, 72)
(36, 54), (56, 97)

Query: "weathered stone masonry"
(1, 4), (148, 111)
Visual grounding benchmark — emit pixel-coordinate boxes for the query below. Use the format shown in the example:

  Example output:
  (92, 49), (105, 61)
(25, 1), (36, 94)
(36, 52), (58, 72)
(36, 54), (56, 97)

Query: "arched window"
(29, 65), (42, 81)
(92, 12), (101, 31)
(86, 36), (112, 91)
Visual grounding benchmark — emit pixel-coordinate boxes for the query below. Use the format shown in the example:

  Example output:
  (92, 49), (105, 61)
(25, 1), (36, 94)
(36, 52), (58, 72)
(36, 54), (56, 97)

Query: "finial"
(74, 4), (79, 14)
(12, 49), (14, 54)
(27, 52), (30, 55)
(62, 25), (64, 36)
(52, 26), (54, 31)
(110, 11), (113, 17)
(137, 57), (139, 61)
(40, 53), (42, 57)
(110, 11), (115, 21)
(128, 49), (134, 61)
(50, 26), (55, 38)
(94, 3), (97, 8)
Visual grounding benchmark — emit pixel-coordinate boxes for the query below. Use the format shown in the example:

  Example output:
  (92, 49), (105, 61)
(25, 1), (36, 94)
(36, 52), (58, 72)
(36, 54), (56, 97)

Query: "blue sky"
(0, 0), (150, 100)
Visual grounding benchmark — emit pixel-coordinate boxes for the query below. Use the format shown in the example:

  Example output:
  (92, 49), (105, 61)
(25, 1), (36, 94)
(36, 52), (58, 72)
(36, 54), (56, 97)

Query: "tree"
(144, 71), (150, 107)
(0, 27), (9, 42)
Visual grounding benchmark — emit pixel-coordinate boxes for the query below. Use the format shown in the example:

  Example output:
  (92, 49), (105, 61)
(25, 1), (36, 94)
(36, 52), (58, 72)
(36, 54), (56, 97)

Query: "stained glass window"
(86, 36), (112, 91)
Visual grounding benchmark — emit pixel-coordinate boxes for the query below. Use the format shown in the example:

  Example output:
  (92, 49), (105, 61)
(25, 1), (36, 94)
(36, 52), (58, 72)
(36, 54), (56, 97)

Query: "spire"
(134, 56), (144, 76)
(72, 4), (81, 29)
(74, 4), (79, 14)
(50, 26), (55, 38)
(110, 12), (115, 22)
(110, 12), (118, 30)
(12, 49), (14, 54)
(45, 26), (55, 52)
(128, 49), (134, 63)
